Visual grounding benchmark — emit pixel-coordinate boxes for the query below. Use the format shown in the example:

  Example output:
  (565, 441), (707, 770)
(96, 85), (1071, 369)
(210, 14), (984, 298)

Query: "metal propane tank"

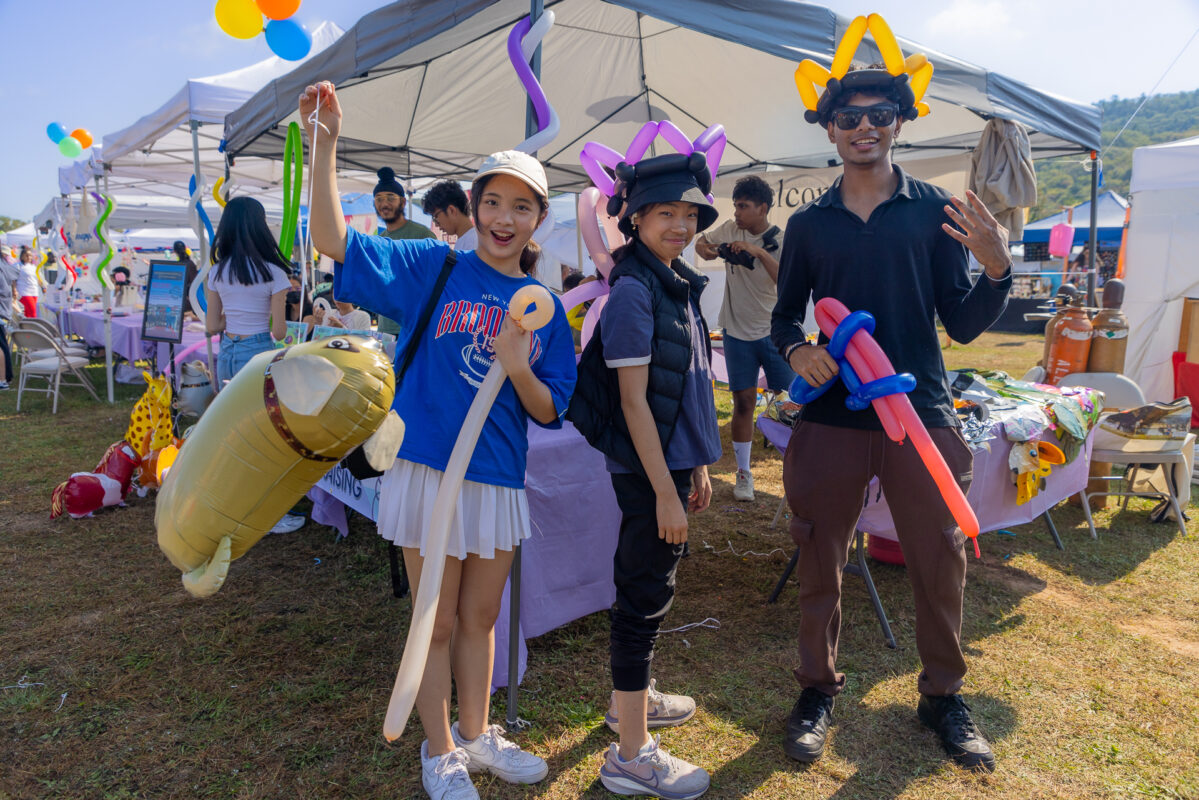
(1046, 292), (1093, 385)
(1087, 279), (1129, 374)
(1040, 283), (1078, 371)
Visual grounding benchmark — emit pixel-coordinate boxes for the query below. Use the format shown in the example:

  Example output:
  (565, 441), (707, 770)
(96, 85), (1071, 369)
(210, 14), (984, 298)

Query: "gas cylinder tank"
(1047, 294), (1093, 385)
(1041, 283), (1078, 372)
(1087, 279), (1129, 374)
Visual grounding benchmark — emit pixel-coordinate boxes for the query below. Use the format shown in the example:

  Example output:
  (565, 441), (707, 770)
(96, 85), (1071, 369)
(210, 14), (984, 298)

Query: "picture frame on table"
(141, 259), (186, 343)
(274, 320), (311, 348)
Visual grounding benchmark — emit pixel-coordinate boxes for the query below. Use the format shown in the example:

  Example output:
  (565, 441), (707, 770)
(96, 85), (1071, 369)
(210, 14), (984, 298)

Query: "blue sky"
(2, 0), (1197, 222)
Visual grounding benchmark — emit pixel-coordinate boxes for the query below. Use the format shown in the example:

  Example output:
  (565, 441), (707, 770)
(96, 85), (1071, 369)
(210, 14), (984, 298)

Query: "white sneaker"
(599, 734), (710, 799)
(733, 469), (755, 502)
(420, 742), (479, 800)
(605, 678), (697, 733)
(269, 513), (306, 534)
(451, 721), (548, 784)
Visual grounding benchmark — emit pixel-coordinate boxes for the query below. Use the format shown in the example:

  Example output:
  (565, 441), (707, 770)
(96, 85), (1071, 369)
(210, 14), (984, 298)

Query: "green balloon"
(58, 136), (83, 158)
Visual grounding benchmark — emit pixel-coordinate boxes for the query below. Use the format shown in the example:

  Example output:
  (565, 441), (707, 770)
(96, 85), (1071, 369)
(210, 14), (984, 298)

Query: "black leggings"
(609, 468), (691, 692)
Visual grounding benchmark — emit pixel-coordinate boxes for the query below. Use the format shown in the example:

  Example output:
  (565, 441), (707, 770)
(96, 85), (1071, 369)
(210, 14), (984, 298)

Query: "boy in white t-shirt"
(695, 175), (795, 501)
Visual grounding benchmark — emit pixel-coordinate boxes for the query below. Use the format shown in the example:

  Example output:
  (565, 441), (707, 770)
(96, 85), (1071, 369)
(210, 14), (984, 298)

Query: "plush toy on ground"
(50, 441), (140, 519)
(124, 372), (175, 493)
(156, 335), (401, 598)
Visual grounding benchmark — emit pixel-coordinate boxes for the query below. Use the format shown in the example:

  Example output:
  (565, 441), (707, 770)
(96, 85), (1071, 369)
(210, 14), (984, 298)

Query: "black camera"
(718, 225), (781, 270)
(718, 242), (757, 269)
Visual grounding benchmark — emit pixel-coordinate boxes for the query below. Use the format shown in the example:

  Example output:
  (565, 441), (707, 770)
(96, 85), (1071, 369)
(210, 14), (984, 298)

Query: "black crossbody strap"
(395, 249), (457, 383)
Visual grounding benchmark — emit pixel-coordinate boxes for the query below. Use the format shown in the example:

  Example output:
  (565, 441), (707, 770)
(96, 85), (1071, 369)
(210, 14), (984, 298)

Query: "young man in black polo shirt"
(771, 65), (1013, 772)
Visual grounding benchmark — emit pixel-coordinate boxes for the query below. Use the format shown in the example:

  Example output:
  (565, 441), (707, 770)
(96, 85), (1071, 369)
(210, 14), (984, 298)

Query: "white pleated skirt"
(377, 458), (531, 560)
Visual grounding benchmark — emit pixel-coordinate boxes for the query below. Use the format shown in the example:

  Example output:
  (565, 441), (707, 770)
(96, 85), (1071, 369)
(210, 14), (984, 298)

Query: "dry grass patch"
(1, 334), (1197, 799)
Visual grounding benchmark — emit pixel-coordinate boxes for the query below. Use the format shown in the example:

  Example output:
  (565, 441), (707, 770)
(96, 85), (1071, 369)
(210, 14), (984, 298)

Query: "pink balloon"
(581, 294), (607, 350)
(694, 123), (727, 181)
(811, 297), (980, 556)
(174, 335), (219, 364)
(578, 187), (615, 279)
(559, 279), (607, 313)
(624, 121), (660, 163)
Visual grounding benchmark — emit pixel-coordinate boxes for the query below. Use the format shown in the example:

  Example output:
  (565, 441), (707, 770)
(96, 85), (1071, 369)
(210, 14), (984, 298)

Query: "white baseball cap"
(472, 150), (549, 201)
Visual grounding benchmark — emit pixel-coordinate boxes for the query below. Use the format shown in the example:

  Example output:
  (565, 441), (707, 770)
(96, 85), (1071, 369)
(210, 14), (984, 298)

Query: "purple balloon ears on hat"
(580, 121), (726, 202)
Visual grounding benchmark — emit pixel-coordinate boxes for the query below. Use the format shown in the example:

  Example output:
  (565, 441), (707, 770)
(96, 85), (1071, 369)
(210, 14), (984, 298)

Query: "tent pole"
(192, 121), (216, 386)
(99, 173), (114, 404)
(1087, 150), (1099, 307)
(508, 0), (544, 734)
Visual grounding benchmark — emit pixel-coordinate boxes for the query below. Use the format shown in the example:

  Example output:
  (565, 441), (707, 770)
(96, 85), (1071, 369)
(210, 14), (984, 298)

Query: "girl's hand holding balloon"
(492, 313), (533, 376)
(298, 81), (342, 141)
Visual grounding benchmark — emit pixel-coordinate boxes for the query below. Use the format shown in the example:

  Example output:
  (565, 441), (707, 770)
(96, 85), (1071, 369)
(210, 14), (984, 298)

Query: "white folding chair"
(1059, 372), (1193, 538)
(8, 328), (99, 413)
(16, 317), (89, 360)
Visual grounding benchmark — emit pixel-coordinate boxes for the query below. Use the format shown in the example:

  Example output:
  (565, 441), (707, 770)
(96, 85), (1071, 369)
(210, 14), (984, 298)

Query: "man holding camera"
(696, 175), (795, 501)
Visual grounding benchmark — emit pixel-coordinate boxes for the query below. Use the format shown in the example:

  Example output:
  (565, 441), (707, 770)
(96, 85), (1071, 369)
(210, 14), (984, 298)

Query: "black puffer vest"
(567, 241), (710, 476)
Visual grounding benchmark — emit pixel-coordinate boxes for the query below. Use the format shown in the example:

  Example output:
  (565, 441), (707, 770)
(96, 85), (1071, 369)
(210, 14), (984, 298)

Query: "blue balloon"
(265, 18), (312, 61)
(46, 122), (68, 144)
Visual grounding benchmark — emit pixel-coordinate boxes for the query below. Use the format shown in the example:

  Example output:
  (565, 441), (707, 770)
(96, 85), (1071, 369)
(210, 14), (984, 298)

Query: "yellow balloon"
(910, 62), (934, 103)
(156, 336), (399, 597)
(214, 0), (263, 40)
(831, 16), (868, 78)
(904, 53), (928, 73)
(797, 58), (831, 88)
(794, 67), (820, 111)
(213, 176), (228, 208)
(867, 14), (906, 76)
(917, 101), (931, 117)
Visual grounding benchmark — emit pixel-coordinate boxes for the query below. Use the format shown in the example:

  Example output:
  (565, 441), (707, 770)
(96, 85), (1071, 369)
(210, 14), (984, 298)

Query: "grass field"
(1, 332), (1196, 800)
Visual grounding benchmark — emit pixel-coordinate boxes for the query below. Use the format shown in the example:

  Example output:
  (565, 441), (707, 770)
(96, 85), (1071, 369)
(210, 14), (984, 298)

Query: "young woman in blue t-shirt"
(300, 82), (576, 800)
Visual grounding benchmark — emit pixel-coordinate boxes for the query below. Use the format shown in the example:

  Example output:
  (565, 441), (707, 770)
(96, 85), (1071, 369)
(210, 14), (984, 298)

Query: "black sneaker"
(917, 694), (996, 772)
(783, 687), (834, 762)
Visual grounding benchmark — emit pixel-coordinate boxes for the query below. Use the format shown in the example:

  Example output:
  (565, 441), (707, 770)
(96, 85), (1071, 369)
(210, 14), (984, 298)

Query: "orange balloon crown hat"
(794, 13), (933, 126)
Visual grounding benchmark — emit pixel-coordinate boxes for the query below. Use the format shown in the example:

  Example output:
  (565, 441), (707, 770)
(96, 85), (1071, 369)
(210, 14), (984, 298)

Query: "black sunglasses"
(832, 103), (899, 130)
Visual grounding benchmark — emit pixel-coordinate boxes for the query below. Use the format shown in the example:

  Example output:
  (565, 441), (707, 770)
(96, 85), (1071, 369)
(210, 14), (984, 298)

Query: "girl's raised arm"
(299, 82), (347, 262)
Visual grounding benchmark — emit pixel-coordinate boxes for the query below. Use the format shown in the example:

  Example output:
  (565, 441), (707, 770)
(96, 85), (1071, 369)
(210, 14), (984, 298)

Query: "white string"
(54, 692), (67, 712)
(2, 675), (45, 690)
(302, 100), (332, 307)
(1102, 25), (1199, 157)
(702, 539), (787, 558)
(659, 617), (720, 635)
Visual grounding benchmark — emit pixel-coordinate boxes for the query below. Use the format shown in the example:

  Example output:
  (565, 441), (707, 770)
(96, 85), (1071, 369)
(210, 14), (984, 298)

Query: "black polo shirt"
(771, 165), (1011, 430)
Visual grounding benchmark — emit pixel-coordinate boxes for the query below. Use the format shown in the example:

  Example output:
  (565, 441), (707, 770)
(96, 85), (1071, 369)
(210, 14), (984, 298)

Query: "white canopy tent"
(224, 0), (1100, 189)
(35, 193), (287, 233)
(71, 21), (378, 201)
(1124, 136), (1199, 401)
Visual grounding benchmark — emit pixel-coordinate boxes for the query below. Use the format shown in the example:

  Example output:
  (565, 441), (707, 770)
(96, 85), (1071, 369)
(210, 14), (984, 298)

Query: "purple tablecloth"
(62, 309), (214, 367)
(308, 420), (620, 689)
(758, 415), (1096, 540)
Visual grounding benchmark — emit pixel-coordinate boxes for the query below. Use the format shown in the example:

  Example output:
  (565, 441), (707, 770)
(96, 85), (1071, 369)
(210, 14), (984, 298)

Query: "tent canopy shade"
(223, 0), (1101, 192)
(1019, 191), (1129, 246)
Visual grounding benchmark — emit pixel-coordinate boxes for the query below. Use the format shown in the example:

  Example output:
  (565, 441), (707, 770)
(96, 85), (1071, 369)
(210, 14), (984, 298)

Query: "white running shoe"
(599, 734), (710, 799)
(451, 721), (548, 784)
(604, 678), (697, 733)
(420, 742), (479, 800)
(268, 513), (306, 534)
(733, 469), (755, 502)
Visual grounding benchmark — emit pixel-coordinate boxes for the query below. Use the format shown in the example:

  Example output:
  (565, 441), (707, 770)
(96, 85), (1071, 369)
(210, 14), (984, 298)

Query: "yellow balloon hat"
(795, 13), (932, 125)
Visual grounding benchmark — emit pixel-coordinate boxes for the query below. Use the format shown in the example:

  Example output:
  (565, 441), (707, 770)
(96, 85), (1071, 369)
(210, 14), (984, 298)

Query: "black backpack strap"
(395, 248), (457, 383)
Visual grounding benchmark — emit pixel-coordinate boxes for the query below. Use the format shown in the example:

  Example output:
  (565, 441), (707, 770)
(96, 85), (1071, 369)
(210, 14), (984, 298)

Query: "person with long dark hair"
(204, 196), (291, 385)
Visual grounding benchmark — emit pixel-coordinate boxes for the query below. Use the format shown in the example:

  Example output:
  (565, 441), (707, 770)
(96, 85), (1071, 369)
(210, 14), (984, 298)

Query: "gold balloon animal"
(156, 335), (403, 598)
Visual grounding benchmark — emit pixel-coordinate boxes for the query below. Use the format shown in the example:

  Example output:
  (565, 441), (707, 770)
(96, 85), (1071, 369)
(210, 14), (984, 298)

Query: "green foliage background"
(1030, 89), (1199, 221)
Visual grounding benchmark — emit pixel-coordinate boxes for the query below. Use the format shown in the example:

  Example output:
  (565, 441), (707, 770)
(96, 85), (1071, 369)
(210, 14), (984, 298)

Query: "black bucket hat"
(807, 68), (918, 127)
(607, 153), (718, 237)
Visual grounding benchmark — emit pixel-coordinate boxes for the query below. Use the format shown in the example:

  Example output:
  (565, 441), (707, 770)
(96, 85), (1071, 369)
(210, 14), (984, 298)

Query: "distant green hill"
(1029, 89), (1199, 221)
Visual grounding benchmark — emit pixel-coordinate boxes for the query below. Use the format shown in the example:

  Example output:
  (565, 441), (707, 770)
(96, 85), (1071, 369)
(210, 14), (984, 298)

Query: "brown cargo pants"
(783, 420), (975, 697)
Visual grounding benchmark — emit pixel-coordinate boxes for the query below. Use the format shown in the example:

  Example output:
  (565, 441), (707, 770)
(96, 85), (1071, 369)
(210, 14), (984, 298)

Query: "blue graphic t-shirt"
(335, 229), (577, 489)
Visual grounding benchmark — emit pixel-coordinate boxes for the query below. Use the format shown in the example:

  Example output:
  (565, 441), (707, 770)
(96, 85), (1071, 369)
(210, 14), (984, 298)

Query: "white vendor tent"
(35, 193), (287, 233)
(223, 0), (1100, 189)
(1124, 135), (1199, 401)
